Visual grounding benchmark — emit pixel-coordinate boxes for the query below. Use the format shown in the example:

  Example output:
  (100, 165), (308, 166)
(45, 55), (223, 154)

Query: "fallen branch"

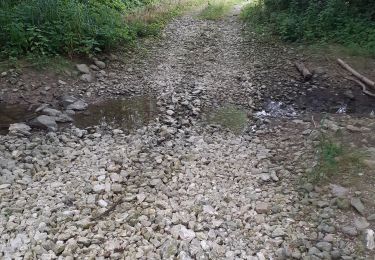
(295, 62), (312, 81)
(90, 197), (123, 221)
(337, 58), (375, 88)
(311, 115), (317, 128)
(346, 77), (375, 98)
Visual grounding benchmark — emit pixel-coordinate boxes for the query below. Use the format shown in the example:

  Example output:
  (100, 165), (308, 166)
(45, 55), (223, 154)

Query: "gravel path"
(0, 7), (370, 260)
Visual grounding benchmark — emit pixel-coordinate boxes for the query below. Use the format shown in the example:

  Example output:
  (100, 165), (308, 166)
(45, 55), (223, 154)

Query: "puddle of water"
(206, 105), (248, 133)
(73, 96), (158, 131)
(0, 104), (33, 134)
(255, 100), (297, 118)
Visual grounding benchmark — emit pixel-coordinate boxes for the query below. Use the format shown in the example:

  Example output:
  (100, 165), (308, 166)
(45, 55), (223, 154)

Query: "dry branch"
(295, 62), (312, 81)
(346, 77), (375, 98)
(337, 58), (375, 88)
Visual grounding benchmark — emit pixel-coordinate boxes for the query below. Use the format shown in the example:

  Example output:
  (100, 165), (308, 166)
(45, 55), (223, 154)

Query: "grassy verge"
(307, 133), (365, 184)
(199, 0), (242, 20)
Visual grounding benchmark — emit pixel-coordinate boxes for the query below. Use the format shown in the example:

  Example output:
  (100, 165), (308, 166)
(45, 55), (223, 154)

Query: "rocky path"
(0, 5), (373, 260)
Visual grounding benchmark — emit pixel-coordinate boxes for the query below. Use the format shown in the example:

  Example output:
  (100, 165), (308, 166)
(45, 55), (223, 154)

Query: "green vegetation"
(200, 0), (231, 20)
(126, 0), (204, 37)
(207, 106), (248, 133)
(241, 0), (375, 56)
(308, 134), (365, 184)
(0, 0), (203, 61)
(200, 0), (240, 20)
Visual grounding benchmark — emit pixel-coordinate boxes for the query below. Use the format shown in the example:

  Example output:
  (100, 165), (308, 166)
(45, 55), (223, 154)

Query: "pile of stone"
(8, 95), (88, 135)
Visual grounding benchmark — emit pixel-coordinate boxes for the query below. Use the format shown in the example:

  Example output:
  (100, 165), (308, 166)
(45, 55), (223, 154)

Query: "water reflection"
(0, 104), (32, 134)
(73, 96), (158, 130)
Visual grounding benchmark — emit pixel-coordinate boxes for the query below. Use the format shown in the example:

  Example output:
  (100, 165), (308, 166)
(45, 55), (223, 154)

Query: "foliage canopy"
(242, 0), (375, 56)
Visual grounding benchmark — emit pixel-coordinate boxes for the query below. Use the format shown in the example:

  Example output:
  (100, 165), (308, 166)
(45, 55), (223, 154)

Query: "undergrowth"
(126, 0), (205, 37)
(0, 0), (205, 64)
(241, 0), (375, 57)
(0, 0), (135, 58)
(200, 0), (241, 20)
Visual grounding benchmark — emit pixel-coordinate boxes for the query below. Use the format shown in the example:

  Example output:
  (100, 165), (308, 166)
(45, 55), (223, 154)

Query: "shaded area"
(296, 87), (375, 115)
(0, 104), (33, 134)
(73, 96), (158, 131)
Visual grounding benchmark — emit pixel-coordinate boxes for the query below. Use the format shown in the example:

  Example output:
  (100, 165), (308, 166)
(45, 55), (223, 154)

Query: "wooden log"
(338, 58), (375, 88)
(295, 62), (312, 81)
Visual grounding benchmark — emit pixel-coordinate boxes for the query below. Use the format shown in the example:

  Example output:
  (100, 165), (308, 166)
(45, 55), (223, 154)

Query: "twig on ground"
(90, 197), (124, 221)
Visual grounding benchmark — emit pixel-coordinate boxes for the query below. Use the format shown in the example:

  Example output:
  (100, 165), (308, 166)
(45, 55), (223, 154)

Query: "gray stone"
(93, 184), (105, 193)
(331, 250), (341, 259)
(160, 238), (178, 259)
(318, 223), (335, 233)
(354, 217), (369, 230)
(98, 199), (108, 208)
(260, 173), (270, 181)
(80, 73), (94, 83)
(365, 229), (375, 250)
(316, 241), (332, 252)
(308, 246), (321, 256)
(76, 64), (90, 74)
(8, 123), (31, 136)
(35, 103), (49, 112)
(179, 226), (195, 241)
(65, 109), (75, 115)
(342, 226), (358, 236)
(66, 100), (88, 111)
(346, 125), (361, 132)
(351, 197), (365, 215)
(303, 183), (314, 192)
(0, 184), (11, 189)
(61, 95), (79, 107)
(30, 115), (58, 131)
(336, 197), (350, 210)
(42, 108), (62, 117)
(271, 227), (285, 238)
(94, 60), (106, 69)
(330, 184), (349, 197)
(255, 202), (269, 214)
(177, 251), (192, 260)
(55, 114), (74, 123)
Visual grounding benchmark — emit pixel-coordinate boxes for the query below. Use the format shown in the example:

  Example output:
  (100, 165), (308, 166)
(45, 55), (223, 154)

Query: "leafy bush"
(87, 0), (156, 11)
(241, 0), (375, 56)
(0, 0), (160, 58)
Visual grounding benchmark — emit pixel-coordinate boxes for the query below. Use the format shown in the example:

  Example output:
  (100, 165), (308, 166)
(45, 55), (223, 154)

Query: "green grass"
(207, 105), (248, 133)
(200, 0), (241, 20)
(307, 134), (365, 184)
(126, 0), (206, 37)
